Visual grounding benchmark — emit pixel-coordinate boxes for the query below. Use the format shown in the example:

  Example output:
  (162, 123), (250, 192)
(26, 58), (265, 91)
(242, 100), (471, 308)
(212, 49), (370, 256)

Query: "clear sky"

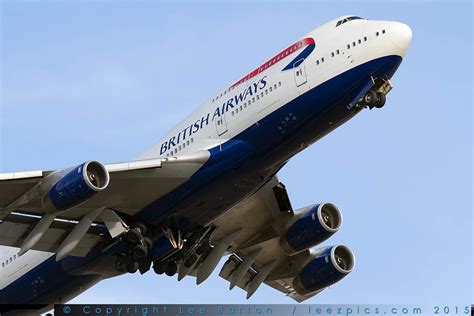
(1, 0), (472, 307)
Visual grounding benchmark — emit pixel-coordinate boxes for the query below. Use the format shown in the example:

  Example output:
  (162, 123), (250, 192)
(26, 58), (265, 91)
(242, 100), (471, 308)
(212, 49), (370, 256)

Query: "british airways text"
(160, 76), (267, 155)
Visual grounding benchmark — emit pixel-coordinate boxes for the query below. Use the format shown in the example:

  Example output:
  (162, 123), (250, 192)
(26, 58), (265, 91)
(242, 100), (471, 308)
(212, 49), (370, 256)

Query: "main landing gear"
(151, 227), (215, 279)
(114, 222), (153, 274)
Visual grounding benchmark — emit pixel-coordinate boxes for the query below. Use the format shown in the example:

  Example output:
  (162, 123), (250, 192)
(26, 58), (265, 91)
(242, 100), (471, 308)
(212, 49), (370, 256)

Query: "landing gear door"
(293, 58), (308, 87)
(215, 113), (228, 136)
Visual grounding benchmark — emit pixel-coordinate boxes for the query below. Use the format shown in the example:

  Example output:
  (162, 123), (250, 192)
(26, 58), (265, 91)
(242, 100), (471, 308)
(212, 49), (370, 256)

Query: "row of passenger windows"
(315, 30), (386, 66)
(231, 81), (282, 116)
(165, 137), (194, 157)
(165, 81), (282, 157)
(212, 83), (237, 103)
(2, 253), (19, 268)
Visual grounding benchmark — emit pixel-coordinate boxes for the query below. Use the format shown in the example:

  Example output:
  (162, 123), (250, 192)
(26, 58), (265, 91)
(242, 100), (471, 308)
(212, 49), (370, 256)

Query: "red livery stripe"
(231, 37), (315, 88)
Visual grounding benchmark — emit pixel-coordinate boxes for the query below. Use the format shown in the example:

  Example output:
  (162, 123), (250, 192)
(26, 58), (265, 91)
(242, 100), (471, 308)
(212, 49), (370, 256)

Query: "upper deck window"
(336, 16), (363, 27)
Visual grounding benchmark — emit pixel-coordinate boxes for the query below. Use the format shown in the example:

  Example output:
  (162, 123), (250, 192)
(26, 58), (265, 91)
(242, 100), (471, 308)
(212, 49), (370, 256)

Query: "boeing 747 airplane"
(0, 15), (412, 313)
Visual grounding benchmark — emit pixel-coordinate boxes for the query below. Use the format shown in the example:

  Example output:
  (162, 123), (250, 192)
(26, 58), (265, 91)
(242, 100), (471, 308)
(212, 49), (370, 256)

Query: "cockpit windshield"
(336, 16), (363, 27)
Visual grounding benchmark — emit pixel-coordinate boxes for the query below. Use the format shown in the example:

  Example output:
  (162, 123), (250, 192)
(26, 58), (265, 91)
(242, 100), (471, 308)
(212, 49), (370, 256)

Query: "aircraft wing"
(0, 151), (210, 256)
(211, 176), (319, 302)
(183, 176), (351, 302)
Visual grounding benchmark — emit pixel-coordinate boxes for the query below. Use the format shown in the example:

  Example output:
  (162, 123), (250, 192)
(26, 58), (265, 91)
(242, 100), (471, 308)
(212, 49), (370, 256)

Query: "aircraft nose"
(389, 22), (412, 57)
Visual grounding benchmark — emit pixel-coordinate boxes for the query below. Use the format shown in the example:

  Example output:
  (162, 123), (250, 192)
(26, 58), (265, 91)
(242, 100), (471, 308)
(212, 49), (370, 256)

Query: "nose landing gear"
(355, 76), (392, 110)
(363, 90), (386, 109)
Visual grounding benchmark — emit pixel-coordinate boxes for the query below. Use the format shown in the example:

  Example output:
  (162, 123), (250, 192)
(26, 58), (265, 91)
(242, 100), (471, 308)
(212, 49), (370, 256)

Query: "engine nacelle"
(42, 161), (109, 212)
(293, 245), (355, 296)
(280, 203), (342, 255)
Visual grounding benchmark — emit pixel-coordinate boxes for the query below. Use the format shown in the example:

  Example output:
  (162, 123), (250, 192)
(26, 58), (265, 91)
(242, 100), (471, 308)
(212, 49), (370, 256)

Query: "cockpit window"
(336, 16), (363, 27)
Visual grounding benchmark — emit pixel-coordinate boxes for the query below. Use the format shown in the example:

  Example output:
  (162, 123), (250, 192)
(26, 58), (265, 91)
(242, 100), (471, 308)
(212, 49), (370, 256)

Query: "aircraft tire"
(132, 244), (148, 260)
(125, 229), (142, 244)
(165, 261), (178, 276)
(127, 261), (139, 274)
(364, 90), (378, 106)
(375, 92), (386, 108)
(115, 255), (127, 272)
(153, 261), (165, 274)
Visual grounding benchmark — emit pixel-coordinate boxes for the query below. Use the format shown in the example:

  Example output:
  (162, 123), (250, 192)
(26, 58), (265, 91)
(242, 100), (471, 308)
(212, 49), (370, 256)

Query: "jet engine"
(42, 161), (109, 212)
(280, 203), (342, 255)
(293, 245), (355, 295)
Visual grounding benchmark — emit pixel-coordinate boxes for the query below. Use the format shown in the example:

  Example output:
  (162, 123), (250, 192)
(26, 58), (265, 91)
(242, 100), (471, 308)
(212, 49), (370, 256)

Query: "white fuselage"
(139, 17), (410, 160)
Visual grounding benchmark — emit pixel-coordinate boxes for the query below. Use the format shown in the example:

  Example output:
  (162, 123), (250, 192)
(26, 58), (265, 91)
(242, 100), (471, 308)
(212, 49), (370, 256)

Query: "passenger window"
(316, 60), (319, 65)
(358, 39), (361, 44)
(260, 92), (264, 97)
(240, 106), (243, 110)
(336, 49), (340, 54)
(347, 44), (350, 49)
(236, 108), (239, 113)
(364, 36), (367, 41)
(274, 84), (277, 89)
(278, 81), (281, 86)
(352, 42), (356, 47)
(256, 95), (259, 100)
(270, 87), (273, 92)
(376, 32), (379, 36)
(331, 52), (334, 57)
(382, 29), (385, 34)
(252, 97), (255, 102)
(265, 89), (268, 95)
(321, 57), (324, 62)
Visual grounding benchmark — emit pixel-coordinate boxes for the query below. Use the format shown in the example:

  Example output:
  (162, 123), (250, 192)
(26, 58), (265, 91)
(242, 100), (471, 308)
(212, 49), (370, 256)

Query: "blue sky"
(1, 0), (472, 306)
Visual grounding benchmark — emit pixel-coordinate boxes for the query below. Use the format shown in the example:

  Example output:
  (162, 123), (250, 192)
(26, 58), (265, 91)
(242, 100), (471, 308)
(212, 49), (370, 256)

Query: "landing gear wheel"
(115, 255), (127, 272)
(184, 254), (198, 268)
(196, 243), (211, 255)
(375, 92), (386, 108)
(125, 229), (142, 244)
(133, 223), (147, 236)
(153, 261), (165, 275)
(165, 261), (177, 276)
(127, 261), (139, 274)
(132, 244), (148, 260)
(363, 90), (378, 107)
(143, 237), (153, 251)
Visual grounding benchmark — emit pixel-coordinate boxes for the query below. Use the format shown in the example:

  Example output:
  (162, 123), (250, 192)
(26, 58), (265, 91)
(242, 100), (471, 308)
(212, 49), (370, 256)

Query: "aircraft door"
(293, 58), (308, 88)
(215, 113), (228, 136)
